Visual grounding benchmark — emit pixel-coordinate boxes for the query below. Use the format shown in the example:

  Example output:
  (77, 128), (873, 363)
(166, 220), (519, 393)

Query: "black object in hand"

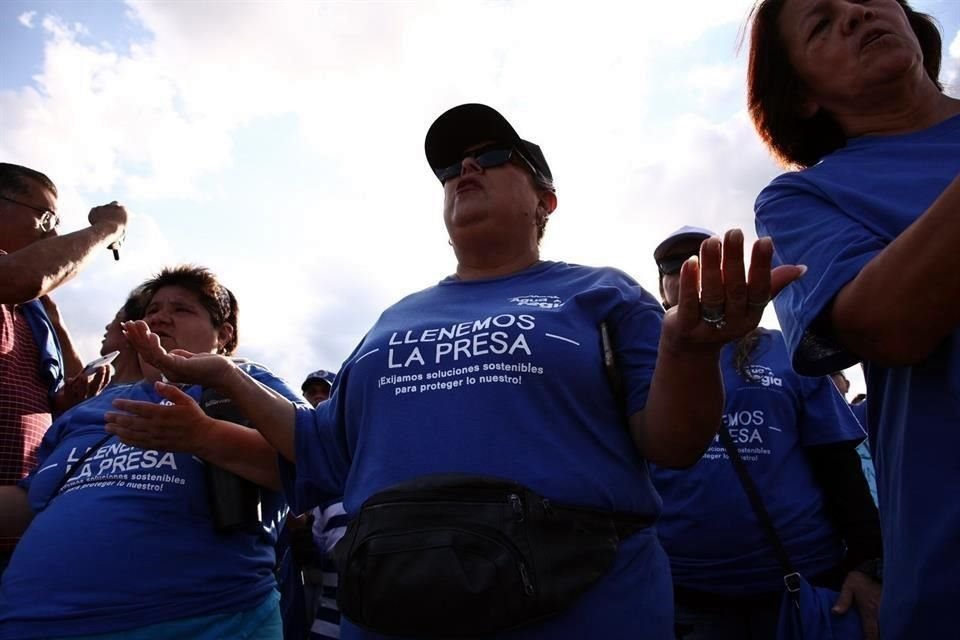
(108, 238), (121, 261)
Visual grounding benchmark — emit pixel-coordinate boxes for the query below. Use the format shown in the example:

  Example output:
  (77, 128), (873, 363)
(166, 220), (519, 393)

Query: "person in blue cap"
(652, 227), (883, 640)
(121, 103), (805, 639)
(302, 370), (337, 408)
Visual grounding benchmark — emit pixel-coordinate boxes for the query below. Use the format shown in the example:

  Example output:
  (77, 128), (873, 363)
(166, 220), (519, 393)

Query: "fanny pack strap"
(716, 427), (800, 595)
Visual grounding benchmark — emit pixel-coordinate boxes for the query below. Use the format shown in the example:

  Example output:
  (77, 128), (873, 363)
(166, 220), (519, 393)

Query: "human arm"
(829, 174), (960, 365)
(824, 174), (960, 365)
(0, 202), (127, 304)
(51, 366), (113, 416)
(106, 381), (283, 490)
(0, 485), (34, 538)
(117, 322), (299, 461)
(38, 295), (82, 377)
(35, 293), (113, 414)
(630, 230), (805, 468)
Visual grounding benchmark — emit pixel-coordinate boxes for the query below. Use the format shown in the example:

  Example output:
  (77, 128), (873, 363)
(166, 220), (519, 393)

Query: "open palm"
(122, 320), (235, 389)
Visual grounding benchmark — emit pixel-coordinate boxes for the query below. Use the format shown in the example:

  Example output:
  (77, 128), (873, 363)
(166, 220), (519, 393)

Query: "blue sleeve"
(797, 373), (866, 447)
(21, 300), (65, 397)
(608, 288), (663, 416)
(281, 402), (351, 515)
(755, 175), (882, 376)
(237, 362), (330, 515)
(274, 347), (356, 514)
(241, 362), (306, 405)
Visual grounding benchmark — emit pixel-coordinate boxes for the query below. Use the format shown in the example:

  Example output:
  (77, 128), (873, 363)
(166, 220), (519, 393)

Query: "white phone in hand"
(82, 350), (119, 376)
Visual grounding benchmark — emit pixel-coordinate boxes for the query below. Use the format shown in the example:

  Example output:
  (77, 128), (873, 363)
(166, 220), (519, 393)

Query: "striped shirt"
(309, 502), (348, 640)
(0, 303), (52, 551)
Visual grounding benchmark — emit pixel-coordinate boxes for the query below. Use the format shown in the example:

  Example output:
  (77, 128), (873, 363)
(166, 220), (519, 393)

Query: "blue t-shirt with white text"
(0, 363), (304, 639)
(652, 330), (863, 594)
(282, 261), (675, 639)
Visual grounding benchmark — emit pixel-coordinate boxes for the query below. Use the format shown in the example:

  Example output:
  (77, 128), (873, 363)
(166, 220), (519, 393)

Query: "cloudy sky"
(2, 0), (958, 396)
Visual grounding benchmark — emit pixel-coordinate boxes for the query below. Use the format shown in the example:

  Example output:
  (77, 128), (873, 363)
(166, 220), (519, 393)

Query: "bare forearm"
(199, 420), (282, 490)
(0, 224), (123, 304)
(631, 344), (724, 468)
(218, 367), (297, 462)
(832, 174), (960, 364)
(0, 485), (34, 538)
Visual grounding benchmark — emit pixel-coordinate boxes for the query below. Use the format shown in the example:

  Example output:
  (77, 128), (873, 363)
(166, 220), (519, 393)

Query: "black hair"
(0, 163), (58, 197)
(137, 265), (239, 355)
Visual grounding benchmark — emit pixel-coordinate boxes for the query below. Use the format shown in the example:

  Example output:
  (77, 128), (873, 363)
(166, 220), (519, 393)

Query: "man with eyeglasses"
(0, 162), (128, 574)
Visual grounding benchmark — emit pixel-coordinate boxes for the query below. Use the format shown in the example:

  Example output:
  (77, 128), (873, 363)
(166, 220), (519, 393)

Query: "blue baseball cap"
(302, 369), (336, 391)
(653, 225), (716, 273)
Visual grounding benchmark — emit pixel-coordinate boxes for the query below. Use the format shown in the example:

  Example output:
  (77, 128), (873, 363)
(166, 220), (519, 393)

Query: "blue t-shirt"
(21, 299), (65, 397)
(849, 401), (878, 505)
(0, 363), (304, 640)
(755, 114), (960, 640)
(652, 330), (864, 594)
(283, 260), (675, 639)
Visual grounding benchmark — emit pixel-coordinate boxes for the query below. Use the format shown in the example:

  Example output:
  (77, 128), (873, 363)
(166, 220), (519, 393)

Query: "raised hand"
(105, 382), (213, 455)
(663, 229), (805, 353)
(121, 320), (235, 389)
(88, 201), (128, 239)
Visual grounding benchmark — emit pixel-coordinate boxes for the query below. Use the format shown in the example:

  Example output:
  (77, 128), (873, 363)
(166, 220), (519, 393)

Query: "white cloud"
(14, 0), (949, 397)
(945, 29), (960, 96)
(0, 0), (775, 385)
(18, 11), (36, 28)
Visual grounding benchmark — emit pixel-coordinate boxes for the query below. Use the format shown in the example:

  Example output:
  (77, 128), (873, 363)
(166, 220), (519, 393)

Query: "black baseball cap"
(424, 103), (554, 190)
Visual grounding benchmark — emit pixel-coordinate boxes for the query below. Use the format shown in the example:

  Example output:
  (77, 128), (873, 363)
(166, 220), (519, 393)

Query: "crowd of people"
(1, 0), (956, 638)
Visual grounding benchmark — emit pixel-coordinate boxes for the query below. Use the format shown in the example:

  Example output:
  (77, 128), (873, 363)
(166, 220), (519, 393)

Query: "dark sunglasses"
(434, 146), (538, 184)
(657, 252), (697, 276)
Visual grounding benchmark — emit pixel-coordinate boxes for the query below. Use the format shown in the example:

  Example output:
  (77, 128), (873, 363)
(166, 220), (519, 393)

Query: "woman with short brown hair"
(748, 1), (960, 637)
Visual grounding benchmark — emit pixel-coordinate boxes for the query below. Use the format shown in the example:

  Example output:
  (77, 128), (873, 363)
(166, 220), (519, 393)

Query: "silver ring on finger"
(701, 304), (727, 329)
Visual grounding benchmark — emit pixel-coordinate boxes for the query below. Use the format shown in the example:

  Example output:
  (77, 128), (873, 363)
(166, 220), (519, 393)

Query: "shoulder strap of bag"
(600, 319), (799, 591)
(716, 426), (801, 593)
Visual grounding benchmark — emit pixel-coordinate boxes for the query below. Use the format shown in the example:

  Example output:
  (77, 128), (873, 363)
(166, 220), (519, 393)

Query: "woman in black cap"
(122, 103), (804, 639)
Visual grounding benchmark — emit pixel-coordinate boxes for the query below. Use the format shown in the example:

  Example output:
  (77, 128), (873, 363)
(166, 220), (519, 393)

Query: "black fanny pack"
(333, 474), (652, 637)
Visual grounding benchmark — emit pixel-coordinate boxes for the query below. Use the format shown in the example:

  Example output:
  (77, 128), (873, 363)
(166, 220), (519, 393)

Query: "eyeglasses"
(434, 145), (540, 184)
(657, 252), (697, 276)
(0, 194), (60, 232)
